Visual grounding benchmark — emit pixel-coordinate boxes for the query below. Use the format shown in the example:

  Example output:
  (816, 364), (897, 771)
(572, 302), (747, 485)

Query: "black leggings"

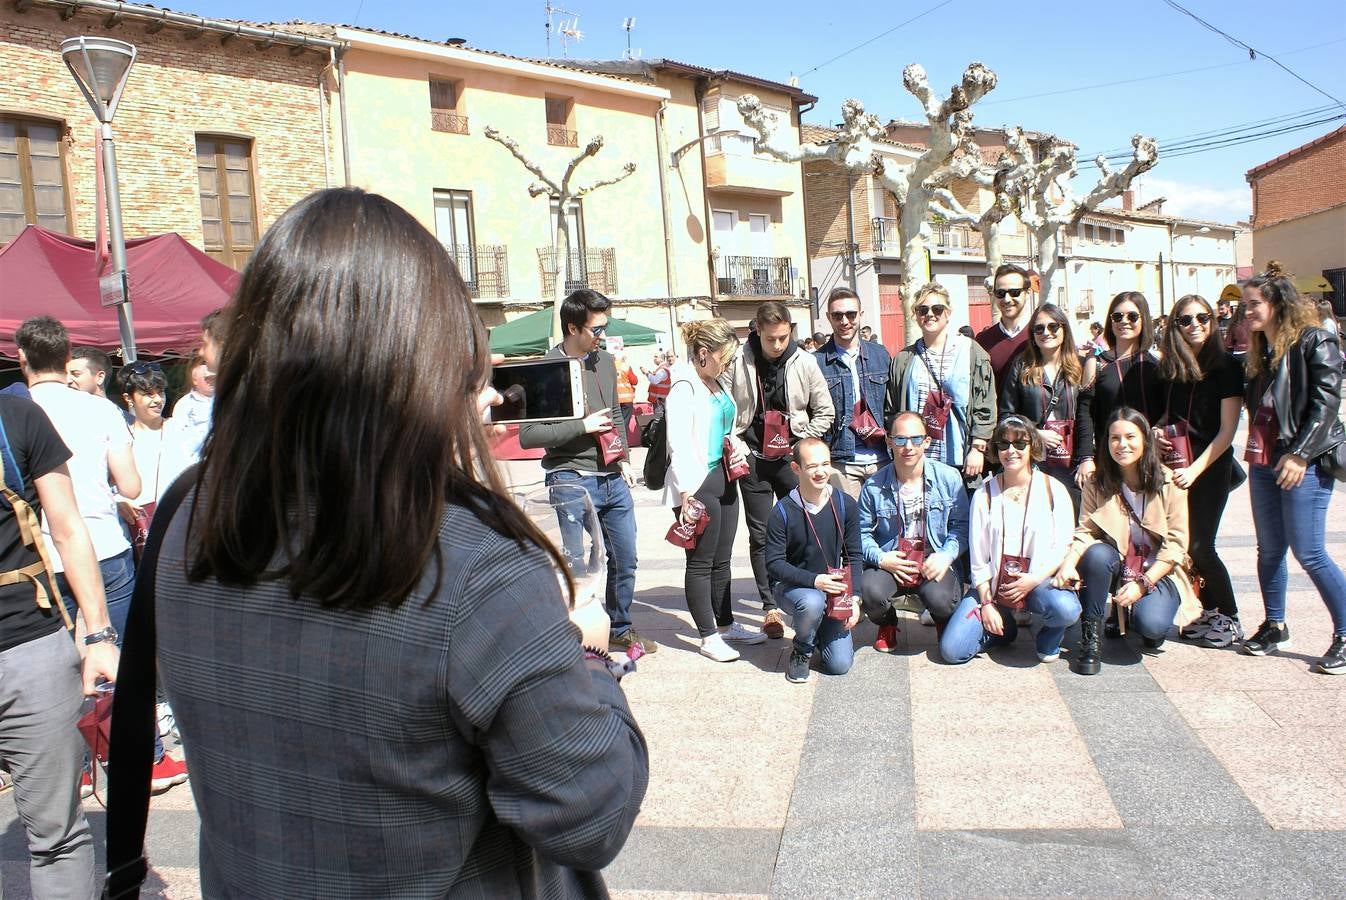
(738, 453), (798, 610)
(679, 466), (741, 637)
(1186, 448), (1237, 617)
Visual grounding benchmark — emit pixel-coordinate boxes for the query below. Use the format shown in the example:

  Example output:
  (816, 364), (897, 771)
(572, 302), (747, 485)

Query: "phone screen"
(490, 358), (582, 423)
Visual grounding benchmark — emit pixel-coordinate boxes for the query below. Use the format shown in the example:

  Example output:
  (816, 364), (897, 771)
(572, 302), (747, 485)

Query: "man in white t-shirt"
(171, 349), (215, 458)
(17, 317), (189, 792)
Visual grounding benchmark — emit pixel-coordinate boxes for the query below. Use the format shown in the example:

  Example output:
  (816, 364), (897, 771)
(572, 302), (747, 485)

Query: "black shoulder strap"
(103, 463), (199, 900)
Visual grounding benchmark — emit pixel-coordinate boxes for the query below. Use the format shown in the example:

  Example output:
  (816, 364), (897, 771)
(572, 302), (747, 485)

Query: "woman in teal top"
(664, 318), (757, 662)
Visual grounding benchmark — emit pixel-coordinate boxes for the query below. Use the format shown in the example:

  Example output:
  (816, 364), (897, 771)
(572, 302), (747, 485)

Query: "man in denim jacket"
(815, 288), (892, 499)
(857, 412), (970, 651)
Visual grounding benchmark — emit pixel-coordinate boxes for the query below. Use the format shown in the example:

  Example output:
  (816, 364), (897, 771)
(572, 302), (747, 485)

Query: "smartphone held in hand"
(490, 358), (585, 423)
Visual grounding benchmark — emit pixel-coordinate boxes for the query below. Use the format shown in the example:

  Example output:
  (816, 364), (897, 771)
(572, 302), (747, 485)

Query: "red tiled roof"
(1246, 123), (1346, 180)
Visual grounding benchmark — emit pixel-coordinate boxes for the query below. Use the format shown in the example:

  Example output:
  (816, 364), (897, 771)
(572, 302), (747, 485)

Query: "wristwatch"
(84, 626), (119, 646)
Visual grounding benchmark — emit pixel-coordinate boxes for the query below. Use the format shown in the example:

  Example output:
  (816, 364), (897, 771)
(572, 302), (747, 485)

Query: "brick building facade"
(1246, 124), (1346, 307)
(1, 0), (335, 267)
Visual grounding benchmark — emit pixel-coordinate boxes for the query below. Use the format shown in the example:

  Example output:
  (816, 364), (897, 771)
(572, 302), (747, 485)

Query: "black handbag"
(1317, 441), (1346, 483)
(102, 465), (198, 899)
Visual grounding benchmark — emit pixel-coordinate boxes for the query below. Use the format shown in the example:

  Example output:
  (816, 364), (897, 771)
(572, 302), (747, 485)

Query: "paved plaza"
(2, 428), (1345, 898)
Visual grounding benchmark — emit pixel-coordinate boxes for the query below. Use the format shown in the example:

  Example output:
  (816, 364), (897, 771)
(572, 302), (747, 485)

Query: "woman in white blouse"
(939, 415), (1080, 664)
(116, 363), (194, 527)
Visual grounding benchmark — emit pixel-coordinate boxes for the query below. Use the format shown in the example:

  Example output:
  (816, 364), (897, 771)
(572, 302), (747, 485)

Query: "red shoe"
(150, 754), (189, 793)
(874, 623), (899, 652)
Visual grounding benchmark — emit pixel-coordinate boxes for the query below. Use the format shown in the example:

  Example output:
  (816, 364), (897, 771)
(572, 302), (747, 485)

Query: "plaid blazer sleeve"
(447, 540), (649, 872)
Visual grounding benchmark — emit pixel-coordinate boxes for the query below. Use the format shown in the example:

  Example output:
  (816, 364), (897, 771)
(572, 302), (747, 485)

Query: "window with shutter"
(196, 135), (257, 269)
(0, 116), (70, 244)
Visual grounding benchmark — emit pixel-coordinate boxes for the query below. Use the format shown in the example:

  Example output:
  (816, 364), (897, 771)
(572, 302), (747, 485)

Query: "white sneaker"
(1181, 608), (1218, 641)
(719, 621), (766, 645)
(699, 633), (741, 662)
(1037, 650), (1061, 663)
(919, 609), (934, 627)
(156, 701), (178, 739)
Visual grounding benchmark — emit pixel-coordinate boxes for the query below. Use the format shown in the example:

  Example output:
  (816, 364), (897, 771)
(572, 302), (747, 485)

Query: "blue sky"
(190, 0), (1344, 223)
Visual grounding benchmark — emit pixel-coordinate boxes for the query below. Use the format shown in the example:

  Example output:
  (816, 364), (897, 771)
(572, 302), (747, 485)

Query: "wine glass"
(518, 483), (607, 611)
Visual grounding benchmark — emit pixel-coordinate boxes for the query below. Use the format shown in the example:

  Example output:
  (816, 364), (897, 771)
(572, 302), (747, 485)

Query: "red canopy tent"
(0, 225), (239, 360)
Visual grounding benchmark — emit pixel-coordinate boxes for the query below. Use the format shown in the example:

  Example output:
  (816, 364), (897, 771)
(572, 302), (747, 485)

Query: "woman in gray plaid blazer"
(154, 188), (649, 898)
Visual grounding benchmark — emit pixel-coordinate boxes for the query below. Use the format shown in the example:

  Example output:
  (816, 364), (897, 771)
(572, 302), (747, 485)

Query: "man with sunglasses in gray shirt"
(976, 263), (1037, 394)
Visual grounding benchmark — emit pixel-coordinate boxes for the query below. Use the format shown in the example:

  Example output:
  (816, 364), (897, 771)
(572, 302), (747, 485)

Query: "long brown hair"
(1157, 294), (1226, 383)
(1243, 261), (1322, 379)
(190, 188), (572, 609)
(1018, 303), (1082, 386)
(1095, 407), (1165, 500)
(1103, 291), (1155, 354)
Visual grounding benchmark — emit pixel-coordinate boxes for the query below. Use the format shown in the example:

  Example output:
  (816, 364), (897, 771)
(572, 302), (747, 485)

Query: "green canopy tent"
(488, 308), (662, 357)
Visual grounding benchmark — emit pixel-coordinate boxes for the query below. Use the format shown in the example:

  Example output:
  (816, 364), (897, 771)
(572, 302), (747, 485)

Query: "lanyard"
(1039, 368), (1074, 424)
(802, 494), (848, 568)
(895, 472), (927, 538)
(996, 471), (1036, 561)
(1113, 353), (1150, 419)
(1121, 488), (1149, 546)
(919, 339), (952, 389)
(1163, 380), (1196, 427)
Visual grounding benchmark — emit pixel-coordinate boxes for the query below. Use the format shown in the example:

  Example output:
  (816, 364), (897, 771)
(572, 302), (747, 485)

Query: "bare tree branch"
(484, 126), (556, 193)
(575, 162), (638, 198)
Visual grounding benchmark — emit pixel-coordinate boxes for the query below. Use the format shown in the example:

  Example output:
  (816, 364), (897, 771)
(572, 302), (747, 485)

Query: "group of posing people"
(626, 262), (1344, 682)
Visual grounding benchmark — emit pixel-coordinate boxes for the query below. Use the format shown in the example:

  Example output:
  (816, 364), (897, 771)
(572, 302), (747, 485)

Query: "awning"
(0, 225), (238, 359)
(1219, 284), (1242, 302)
(1294, 275), (1334, 294)
(488, 308), (661, 357)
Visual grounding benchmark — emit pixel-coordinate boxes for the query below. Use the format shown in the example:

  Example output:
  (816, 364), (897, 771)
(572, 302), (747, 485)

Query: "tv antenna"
(622, 17), (639, 60)
(544, 2), (582, 58)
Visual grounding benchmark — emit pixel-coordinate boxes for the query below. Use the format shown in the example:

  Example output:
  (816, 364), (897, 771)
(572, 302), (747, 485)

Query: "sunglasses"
(1176, 312), (1212, 328)
(888, 434), (927, 447)
(998, 438), (1031, 451)
(829, 310), (860, 321)
(588, 324), (607, 338)
(1032, 322), (1062, 336)
(1110, 311), (1141, 325)
(122, 361), (164, 376)
(994, 288), (1025, 300)
(916, 304), (948, 318)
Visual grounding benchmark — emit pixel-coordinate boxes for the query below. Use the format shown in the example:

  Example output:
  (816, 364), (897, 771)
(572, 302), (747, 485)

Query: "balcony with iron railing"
(547, 125), (578, 147)
(715, 255), (794, 297)
(445, 244), (510, 299)
(871, 217), (899, 255)
(431, 111), (469, 134)
(929, 223), (985, 258)
(537, 246), (618, 295)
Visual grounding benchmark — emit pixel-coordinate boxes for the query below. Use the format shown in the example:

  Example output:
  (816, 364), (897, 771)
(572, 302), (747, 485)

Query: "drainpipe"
(336, 47), (352, 186)
(318, 52), (333, 188)
(694, 78), (718, 310)
(653, 97), (680, 350)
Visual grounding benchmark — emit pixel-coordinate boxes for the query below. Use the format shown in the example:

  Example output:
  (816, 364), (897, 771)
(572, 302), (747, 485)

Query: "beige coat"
(1061, 471), (1201, 624)
(727, 342), (834, 440)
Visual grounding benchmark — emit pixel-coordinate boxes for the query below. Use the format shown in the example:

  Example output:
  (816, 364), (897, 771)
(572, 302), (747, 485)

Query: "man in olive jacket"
(726, 301), (835, 637)
(518, 290), (652, 655)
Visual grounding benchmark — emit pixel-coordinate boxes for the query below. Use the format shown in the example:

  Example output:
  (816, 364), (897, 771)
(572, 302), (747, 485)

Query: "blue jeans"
(1077, 542), (1180, 640)
(1249, 460), (1346, 635)
(940, 583), (1081, 664)
(773, 585), (855, 675)
(544, 469), (638, 636)
(58, 548), (164, 762)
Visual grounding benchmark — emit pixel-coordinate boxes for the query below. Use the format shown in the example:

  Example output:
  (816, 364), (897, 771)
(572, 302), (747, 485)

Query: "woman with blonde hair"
(887, 282), (996, 482)
(1154, 293), (1245, 648)
(664, 318), (760, 661)
(1238, 262), (1346, 673)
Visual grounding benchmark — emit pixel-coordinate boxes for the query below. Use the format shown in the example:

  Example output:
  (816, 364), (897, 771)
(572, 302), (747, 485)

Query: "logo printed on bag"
(766, 432), (791, 452)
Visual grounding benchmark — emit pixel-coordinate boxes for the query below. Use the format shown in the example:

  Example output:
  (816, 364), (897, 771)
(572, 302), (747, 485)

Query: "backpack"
(0, 409), (72, 630)
(640, 379), (692, 491)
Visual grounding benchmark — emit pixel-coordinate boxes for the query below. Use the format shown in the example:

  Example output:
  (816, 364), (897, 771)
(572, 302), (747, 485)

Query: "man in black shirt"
(0, 394), (119, 897)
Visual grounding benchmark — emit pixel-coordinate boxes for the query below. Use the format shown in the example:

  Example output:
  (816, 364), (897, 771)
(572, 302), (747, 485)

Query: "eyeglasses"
(888, 434), (927, 447)
(915, 304), (948, 318)
(1032, 322), (1062, 336)
(1176, 312), (1212, 327)
(1110, 311), (1141, 325)
(829, 310), (860, 321)
(121, 361), (163, 376)
(994, 288), (1025, 300)
(998, 438), (1031, 451)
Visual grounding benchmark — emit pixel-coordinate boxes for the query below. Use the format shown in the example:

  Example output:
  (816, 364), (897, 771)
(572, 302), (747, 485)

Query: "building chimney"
(1122, 190), (1134, 212)
(446, 37), (467, 47)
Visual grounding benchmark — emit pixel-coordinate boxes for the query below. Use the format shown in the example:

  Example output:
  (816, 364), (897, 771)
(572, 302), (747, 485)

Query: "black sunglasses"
(888, 434), (927, 447)
(1032, 322), (1062, 336)
(994, 288), (1025, 300)
(121, 361), (163, 376)
(829, 310), (860, 321)
(1176, 312), (1212, 328)
(1110, 311), (1141, 325)
(916, 304), (948, 318)
(999, 438), (1031, 451)
(588, 324), (607, 338)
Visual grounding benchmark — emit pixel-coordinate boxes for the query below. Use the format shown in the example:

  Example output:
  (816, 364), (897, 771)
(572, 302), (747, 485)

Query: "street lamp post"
(61, 36), (139, 363)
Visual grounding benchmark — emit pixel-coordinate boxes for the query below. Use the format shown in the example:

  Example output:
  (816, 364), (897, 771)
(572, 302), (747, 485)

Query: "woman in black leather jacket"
(1238, 262), (1346, 674)
(999, 303), (1094, 512)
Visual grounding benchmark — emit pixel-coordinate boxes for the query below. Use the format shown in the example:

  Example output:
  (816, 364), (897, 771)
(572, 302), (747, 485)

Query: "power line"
(1081, 111), (1345, 166)
(799, 0), (957, 77)
(981, 36), (1346, 107)
(1162, 0), (1346, 111)
(1088, 103), (1338, 159)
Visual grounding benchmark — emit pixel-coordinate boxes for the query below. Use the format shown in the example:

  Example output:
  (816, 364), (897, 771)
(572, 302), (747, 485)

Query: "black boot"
(1104, 604), (1123, 639)
(1075, 618), (1102, 676)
